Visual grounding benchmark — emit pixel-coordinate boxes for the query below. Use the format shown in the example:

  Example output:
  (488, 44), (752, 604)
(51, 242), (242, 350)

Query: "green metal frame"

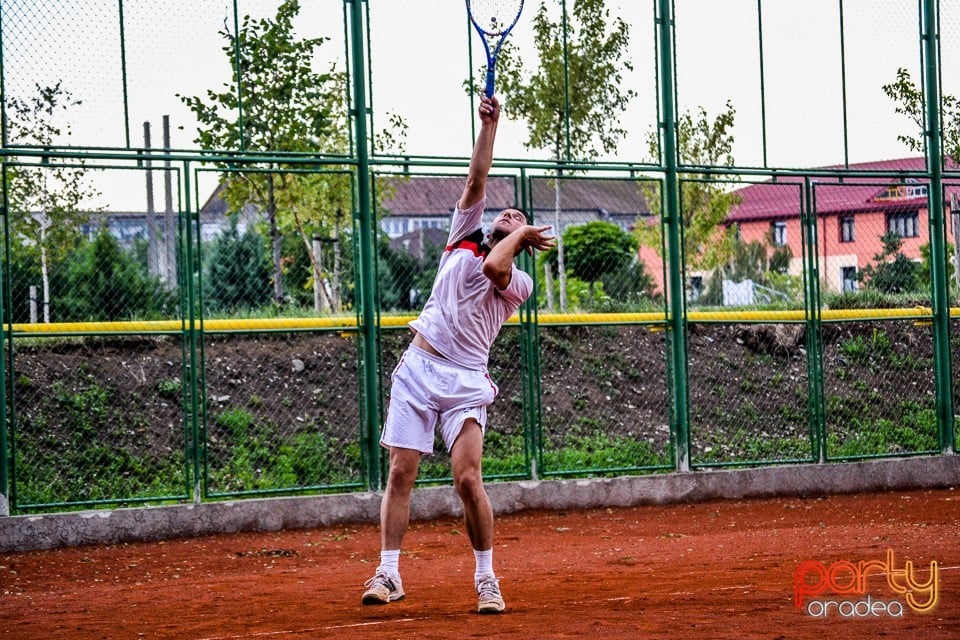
(803, 178), (827, 462)
(0, 0), (956, 514)
(921, 0), (955, 453)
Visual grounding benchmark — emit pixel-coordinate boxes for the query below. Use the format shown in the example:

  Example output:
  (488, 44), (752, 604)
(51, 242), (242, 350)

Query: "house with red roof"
(642, 157), (960, 299)
(377, 174), (649, 240)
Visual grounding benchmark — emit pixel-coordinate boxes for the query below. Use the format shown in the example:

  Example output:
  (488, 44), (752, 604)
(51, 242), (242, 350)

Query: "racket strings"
(467, 0), (522, 36)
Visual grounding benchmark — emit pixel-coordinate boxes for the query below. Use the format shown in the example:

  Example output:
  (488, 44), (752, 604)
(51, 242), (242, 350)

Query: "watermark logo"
(794, 549), (939, 618)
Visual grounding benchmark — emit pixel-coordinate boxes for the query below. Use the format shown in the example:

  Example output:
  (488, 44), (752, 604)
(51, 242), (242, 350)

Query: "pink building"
(641, 157), (960, 297)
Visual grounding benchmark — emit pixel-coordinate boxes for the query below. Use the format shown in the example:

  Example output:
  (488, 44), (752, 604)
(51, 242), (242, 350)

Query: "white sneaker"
(362, 570), (405, 605)
(476, 574), (505, 614)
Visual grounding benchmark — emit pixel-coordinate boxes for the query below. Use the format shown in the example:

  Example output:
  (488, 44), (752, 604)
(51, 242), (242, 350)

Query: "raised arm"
(482, 224), (556, 290)
(458, 95), (500, 211)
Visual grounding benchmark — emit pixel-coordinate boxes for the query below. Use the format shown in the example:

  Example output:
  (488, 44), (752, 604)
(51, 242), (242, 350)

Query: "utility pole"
(162, 115), (177, 287)
(144, 121), (159, 277)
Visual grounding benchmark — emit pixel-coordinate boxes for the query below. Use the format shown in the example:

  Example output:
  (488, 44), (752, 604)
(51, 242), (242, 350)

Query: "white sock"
(379, 549), (400, 577)
(474, 548), (494, 582)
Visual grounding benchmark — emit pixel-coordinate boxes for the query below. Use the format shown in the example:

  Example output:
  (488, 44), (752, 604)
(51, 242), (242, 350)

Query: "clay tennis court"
(1, 487), (957, 639)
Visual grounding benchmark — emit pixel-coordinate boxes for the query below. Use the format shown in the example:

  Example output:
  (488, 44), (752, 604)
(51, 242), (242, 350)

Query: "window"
(382, 218), (407, 237)
(840, 216), (855, 243)
(888, 212), (919, 238)
(878, 183), (928, 200)
(771, 221), (787, 246)
(841, 267), (858, 293)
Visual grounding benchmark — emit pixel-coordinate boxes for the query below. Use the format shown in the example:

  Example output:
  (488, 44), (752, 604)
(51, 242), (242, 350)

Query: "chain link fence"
(1, 0), (957, 513)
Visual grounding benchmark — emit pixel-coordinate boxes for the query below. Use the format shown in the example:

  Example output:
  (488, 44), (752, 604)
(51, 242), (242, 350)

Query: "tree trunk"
(332, 209), (343, 313)
(544, 264), (555, 311)
(40, 246), (50, 323)
(554, 175), (568, 311)
(40, 214), (50, 323)
(267, 176), (284, 307)
(312, 236), (328, 313)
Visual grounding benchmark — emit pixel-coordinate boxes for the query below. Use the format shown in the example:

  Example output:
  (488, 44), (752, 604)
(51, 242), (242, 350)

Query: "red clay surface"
(2, 488), (958, 639)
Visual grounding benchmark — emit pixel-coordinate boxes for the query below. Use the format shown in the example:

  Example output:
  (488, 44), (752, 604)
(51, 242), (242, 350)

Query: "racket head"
(466, 0), (524, 97)
(466, 0), (524, 37)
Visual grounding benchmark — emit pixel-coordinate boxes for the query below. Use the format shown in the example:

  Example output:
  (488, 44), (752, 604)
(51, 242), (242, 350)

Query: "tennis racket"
(465, 0), (525, 98)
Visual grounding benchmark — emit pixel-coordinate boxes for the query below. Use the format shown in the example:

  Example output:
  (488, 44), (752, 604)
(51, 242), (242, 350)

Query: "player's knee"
(453, 467), (484, 501)
(386, 452), (419, 490)
(387, 465), (416, 491)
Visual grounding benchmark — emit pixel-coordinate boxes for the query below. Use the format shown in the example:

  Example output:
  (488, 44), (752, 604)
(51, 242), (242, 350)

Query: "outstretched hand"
(483, 223), (556, 289)
(519, 225), (556, 257)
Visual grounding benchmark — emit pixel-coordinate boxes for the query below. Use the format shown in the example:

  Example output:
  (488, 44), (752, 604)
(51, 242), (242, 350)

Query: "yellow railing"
(7, 307), (958, 335)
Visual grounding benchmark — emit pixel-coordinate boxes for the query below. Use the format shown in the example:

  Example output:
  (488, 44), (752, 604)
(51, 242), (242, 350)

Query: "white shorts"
(380, 344), (499, 454)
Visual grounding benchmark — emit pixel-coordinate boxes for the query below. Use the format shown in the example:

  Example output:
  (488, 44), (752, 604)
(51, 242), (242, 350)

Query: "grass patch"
(207, 411), (361, 493)
(543, 433), (667, 471)
(827, 412), (938, 458)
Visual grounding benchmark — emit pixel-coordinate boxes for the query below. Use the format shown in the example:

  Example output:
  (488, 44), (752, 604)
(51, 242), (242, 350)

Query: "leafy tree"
(273, 174), (357, 313)
(410, 241), (443, 307)
(563, 221), (636, 279)
(203, 218), (272, 313)
(544, 221), (650, 306)
(882, 67), (960, 165)
(55, 228), (176, 321)
(494, 0), (635, 311)
(918, 241), (955, 291)
(769, 244), (793, 275)
(857, 231), (922, 294)
(180, 0), (335, 308)
(636, 101), (741, 284)
(701, 239), (766, 306)
(377, 237), (420, 312)
(181, 0), (407, 313)
(330, 232), (443, 313)
(5, 249), (42, 323)
(700, 234), (799, 307)
(884, 69), (960, 295)
(3, 82), (100, 322)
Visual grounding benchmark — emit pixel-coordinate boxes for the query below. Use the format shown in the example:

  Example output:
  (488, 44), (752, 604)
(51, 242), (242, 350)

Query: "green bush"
(203, 219), (273, 312)
(53, 229), (177, 321)
(857, 232), (923, 294)
(823, 289), (919, 309)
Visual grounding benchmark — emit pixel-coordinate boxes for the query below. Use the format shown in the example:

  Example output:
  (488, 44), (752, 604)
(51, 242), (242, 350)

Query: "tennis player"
(361, 94), (554, 614)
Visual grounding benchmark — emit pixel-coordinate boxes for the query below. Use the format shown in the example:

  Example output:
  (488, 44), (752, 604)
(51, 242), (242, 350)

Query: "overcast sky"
(3, 0), (958, 210)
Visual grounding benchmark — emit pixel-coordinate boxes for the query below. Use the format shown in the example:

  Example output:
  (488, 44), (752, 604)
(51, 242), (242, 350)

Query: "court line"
(197, 617), (429, 640)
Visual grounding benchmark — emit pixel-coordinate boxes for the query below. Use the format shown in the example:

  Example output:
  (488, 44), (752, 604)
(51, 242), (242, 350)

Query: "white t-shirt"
(409, 198), (533, 370)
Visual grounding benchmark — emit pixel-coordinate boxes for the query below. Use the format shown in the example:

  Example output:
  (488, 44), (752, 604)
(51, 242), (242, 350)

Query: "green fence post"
(519, 170), (542, 479)
(921, 0), (955, 453)
(0, 174), (8, 515)
(347, 0), (382, 490)
(802, 179), (827, 462)
(1, 6), (12, 513)
(181, 162), (204, 503)
(755, 0), (768, 167)
(656, 0), (690, 472)
(232, 0), (246, 151)
(117, 0), (131, 148)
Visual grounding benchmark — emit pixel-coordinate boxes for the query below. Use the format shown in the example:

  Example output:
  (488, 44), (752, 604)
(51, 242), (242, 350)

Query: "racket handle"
(484, 67), (495, 98)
